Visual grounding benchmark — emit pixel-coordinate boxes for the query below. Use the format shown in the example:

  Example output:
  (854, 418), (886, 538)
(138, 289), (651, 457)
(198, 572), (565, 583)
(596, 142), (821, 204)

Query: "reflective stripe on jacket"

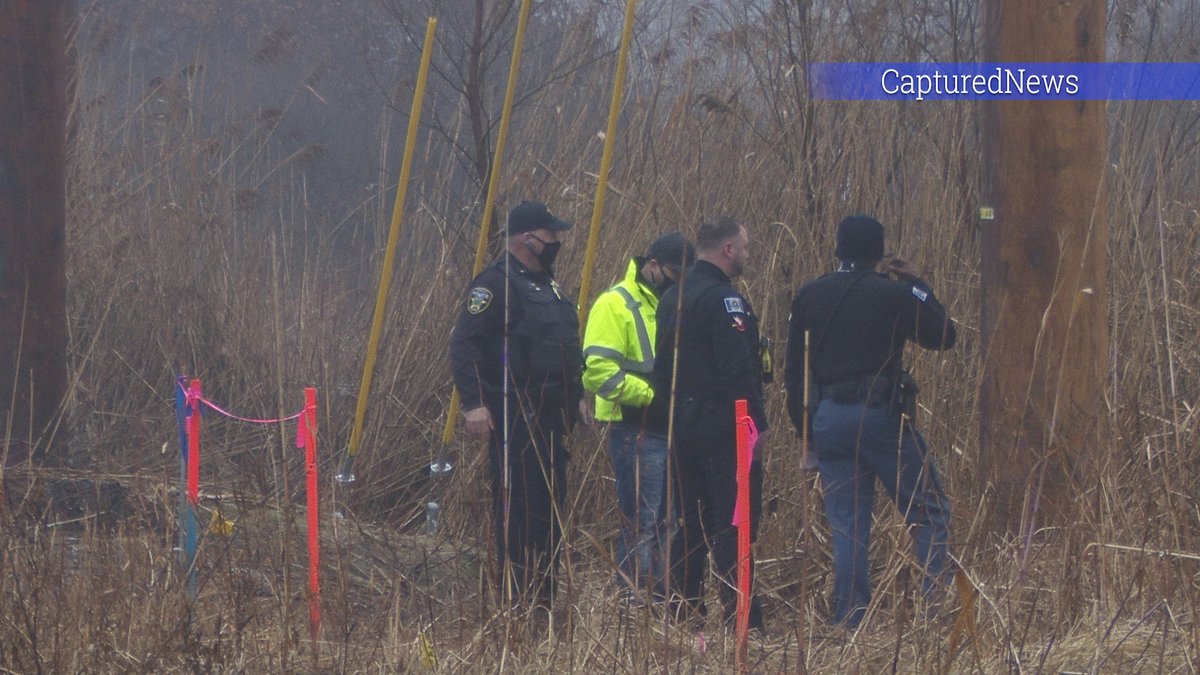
(582, 259), (657, 422)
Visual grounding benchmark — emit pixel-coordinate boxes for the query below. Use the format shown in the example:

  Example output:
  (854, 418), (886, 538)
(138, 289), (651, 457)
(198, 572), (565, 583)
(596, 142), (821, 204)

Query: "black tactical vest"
(506, 265), (581, 400)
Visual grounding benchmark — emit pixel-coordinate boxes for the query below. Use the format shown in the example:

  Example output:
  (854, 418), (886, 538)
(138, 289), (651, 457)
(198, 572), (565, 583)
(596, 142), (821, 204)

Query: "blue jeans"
(607, 423), (671, 596)
(813, 400), (952, 628)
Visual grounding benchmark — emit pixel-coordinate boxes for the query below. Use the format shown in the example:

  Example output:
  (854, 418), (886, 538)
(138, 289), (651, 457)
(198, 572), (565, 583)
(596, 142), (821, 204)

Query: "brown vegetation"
(2, 0), (1198, 671)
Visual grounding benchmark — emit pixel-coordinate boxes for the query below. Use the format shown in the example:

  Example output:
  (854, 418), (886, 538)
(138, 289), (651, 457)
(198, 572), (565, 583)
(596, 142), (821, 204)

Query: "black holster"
(891, 370), (919, 417)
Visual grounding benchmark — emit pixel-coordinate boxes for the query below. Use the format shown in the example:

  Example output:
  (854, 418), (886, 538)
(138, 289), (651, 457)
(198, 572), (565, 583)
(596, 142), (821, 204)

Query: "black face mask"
(527, 234), (561, 271)
(653, 268), (678, 295)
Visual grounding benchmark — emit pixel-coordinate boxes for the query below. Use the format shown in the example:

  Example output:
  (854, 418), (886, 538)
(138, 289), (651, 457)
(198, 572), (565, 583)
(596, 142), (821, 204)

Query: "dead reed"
(2, 0), (1197, 672)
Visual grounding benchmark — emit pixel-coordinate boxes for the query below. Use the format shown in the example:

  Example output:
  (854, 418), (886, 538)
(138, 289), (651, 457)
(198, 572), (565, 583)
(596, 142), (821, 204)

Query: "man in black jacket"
(785, 215), (956, 629)
(449, 200), (586, 609)
(651, 217), (768, 630)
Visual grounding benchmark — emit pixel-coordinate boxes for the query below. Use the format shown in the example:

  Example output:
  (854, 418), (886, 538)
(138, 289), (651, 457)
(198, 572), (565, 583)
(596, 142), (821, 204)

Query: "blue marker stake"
(175, 377), (188, 561)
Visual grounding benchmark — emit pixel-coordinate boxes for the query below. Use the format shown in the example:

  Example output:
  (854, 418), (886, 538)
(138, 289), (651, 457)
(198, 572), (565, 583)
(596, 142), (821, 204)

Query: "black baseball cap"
(506, 201), (572, 235)
(646, 233), (696, 269)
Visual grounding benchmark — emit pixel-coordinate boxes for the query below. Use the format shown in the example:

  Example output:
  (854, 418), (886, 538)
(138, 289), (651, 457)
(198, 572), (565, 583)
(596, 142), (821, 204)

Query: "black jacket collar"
(691, 259), (731, 285)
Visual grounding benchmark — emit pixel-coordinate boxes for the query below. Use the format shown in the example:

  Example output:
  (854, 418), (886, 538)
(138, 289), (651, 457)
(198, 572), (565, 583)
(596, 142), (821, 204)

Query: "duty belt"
(818, 375), (893, 407)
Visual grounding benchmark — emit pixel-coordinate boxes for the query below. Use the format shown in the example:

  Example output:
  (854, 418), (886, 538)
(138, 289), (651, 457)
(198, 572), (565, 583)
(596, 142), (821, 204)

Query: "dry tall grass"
(2, 0), (1198, 672)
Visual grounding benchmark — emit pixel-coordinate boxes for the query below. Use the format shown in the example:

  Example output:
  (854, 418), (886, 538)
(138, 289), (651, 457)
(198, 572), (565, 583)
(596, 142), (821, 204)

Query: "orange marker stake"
(734, 399), (751, 669)
(302, 387), (321, 640)
(185, 379), (202, 600)
(186, 380), (202, 507)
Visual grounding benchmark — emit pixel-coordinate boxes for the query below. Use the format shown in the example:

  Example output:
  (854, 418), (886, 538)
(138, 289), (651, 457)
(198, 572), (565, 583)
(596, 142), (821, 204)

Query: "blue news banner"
(810, 63), (1200, 101)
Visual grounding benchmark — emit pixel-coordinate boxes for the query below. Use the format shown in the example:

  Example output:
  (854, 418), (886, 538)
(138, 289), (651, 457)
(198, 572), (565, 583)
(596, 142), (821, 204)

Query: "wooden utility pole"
(0, 0), (69, 462)
(979, 0), (1108, 532)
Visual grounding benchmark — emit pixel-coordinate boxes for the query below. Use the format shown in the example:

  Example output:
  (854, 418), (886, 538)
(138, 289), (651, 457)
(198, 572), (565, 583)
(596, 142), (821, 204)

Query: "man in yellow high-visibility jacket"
(582, 233), (695, 600)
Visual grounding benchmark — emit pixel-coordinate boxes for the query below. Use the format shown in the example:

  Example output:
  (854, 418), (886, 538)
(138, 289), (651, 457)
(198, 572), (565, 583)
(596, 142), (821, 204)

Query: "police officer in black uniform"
(784, 215), (956, 629)
(449, 200), (586, 608)
(651, 217), (769, 630)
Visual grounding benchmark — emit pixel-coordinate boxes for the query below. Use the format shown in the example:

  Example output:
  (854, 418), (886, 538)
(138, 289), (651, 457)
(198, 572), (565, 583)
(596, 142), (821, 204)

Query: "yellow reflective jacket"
(582, 259), (658, 422)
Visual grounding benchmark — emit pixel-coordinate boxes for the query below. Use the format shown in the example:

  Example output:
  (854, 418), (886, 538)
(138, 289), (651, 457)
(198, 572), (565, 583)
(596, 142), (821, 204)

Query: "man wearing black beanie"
(784, 214), (957, 630)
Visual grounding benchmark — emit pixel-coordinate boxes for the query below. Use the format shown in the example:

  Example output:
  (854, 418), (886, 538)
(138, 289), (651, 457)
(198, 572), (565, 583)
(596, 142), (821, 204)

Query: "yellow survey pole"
(439, 0), (535, 447)
(341, 18), (437, 481)
(578, 0), (638, 327)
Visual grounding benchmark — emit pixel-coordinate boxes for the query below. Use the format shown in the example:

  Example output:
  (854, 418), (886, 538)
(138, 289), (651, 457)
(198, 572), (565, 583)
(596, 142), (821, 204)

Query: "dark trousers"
(486, 395), (568, 606)
(670, 403), (764, 629)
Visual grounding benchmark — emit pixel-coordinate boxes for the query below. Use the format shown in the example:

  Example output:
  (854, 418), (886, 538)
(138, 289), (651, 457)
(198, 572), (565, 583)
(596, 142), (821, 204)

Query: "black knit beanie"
(835, 215), (885, 261)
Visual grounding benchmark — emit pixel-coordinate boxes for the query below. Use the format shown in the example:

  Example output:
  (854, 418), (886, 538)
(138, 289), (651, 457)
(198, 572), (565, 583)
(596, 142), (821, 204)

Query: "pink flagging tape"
(730, 414), (758, 527)
(177, 381), (304, 425)
(199, 397), (304, 424)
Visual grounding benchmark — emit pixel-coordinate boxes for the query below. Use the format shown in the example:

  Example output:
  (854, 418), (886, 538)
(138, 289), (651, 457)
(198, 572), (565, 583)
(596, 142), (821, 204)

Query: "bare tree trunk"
(0, 0), (69, 463)
(465, 0), (491, 191)
(979, 0), (1108, 532)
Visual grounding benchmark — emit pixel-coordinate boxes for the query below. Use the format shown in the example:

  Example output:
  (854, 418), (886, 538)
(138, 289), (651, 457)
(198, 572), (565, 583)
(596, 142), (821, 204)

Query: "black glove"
(619, 403), (645, 428)
(621, 394), (669, 434)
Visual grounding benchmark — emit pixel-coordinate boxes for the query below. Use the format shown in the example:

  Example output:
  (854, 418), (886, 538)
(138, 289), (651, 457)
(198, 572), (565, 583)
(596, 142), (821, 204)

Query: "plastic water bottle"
(335, 455), (357, 484)
(425, 501), (440, 534)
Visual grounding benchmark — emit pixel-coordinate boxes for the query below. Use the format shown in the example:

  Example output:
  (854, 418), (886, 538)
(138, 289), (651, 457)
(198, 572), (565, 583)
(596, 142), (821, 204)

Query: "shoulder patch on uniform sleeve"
(467, 287), (493, 314)
(724, 297), (745, 314)
(911, 286), (929, 302)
